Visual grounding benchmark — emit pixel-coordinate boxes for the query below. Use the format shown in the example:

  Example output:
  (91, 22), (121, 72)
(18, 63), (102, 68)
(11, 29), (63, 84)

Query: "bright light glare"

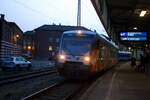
(16, 34), (19, 38)
(84, 56), (90, 62)
(133, 27), (137, 30)
(59, 54), (65, 60)
(140, 10), (147, 17)
(128, 47), (131, 50)
(28, 46), (31, 50)
(77, 30), (82, 34)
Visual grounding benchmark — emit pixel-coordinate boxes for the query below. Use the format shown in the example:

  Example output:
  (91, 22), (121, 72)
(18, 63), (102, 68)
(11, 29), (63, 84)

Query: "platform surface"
(79, 62), (150, 100)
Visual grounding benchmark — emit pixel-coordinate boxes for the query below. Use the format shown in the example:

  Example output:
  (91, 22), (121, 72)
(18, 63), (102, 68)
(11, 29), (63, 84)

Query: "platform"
(79, 62), (150, 100)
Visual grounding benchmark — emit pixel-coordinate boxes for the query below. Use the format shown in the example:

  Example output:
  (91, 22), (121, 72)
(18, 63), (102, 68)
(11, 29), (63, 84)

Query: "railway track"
(21, 69), (106, 100)
(0, 70), (57, 86)
(21, 74), (103, 100)
(21, 80), (86, 100)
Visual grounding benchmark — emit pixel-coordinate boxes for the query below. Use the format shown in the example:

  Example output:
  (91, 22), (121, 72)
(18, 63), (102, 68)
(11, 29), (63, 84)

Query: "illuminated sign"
(120, 32), (147, 37)
(120, 32), (147, 41)
(120, 37), (147, 41)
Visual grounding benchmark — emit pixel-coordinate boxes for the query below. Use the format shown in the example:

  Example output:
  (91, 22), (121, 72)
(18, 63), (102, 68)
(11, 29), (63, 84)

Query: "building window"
(28, 42), (31, 45)
(32, 46), (35, 50)
(49, 46), (53, 51)
(13, 35), (17, 43)
(56, 38), (59, 43)
(52, 52), (55, 56)
(56, 47), (59, 51)
(23, 46), (26, 50)
(49, 37), (53, 42)
(23, 40), (26, 45)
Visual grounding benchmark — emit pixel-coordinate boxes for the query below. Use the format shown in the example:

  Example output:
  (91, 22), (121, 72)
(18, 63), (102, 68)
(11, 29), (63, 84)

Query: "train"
(118, 51), (132, 61)
(56, 30), (119, 79)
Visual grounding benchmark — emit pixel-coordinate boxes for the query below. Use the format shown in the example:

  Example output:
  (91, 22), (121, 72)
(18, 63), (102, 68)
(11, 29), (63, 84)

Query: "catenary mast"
(77, 0), (81, 26)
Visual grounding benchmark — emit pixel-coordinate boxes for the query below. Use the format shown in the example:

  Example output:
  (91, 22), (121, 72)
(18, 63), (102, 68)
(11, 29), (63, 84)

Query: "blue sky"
(0, 0), (107, 35)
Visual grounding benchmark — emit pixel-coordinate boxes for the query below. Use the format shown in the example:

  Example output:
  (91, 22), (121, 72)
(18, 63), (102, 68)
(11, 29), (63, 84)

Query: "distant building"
(22, 31), (35, 58)
(23, 24), (89, 59)
(0, 14), (23, 60)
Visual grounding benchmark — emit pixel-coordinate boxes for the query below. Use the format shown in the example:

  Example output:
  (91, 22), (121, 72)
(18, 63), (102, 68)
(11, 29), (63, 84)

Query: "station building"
(0, 14), (23, 60)
(23, 24), (89, 59)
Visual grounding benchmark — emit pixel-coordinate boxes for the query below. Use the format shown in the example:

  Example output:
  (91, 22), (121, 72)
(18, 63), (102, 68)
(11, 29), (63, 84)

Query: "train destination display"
(120, 32), (147, 41)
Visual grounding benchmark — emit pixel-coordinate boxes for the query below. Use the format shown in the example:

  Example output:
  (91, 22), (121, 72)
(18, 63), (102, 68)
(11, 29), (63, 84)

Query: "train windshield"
(61, 34), (94, 56)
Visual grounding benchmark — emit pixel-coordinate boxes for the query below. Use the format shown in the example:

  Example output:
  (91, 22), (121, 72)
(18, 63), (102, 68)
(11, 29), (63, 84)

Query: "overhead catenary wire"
(11, 0), (52, 21)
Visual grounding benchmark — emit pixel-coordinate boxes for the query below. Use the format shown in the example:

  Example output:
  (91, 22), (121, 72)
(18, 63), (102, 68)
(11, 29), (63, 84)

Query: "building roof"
(35, 24), (90, 31)
(23, 31), (35, 36)
(8, 22), (23, 33)
(0, 14), (23, 33)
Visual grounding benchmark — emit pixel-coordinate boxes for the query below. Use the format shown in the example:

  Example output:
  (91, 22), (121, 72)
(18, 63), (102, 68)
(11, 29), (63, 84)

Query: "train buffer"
(79, 62), (150, 100)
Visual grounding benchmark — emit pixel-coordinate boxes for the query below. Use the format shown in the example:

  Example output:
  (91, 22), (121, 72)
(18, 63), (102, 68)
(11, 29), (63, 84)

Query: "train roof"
(63, 30), (97, 35)
(98, 34), (119, 49)
(63, 30), (119, 49)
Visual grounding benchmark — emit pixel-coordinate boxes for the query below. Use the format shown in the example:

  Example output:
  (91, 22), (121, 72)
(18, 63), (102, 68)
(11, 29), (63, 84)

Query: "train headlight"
(77, 30), (82, 34)
(59, 54), (66, 60)
(84, 56), (90, 62)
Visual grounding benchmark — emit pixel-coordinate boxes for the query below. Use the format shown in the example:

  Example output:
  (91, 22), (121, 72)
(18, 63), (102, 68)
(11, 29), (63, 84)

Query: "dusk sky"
(0, 0), (107, 35)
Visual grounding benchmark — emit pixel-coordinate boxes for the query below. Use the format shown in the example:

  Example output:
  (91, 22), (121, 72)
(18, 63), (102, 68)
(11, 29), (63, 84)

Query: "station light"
(128, 47), (131, 51)
(140, 10), (147, 17)
(133, 27), (137, 30)
(146, 44), (148, 47)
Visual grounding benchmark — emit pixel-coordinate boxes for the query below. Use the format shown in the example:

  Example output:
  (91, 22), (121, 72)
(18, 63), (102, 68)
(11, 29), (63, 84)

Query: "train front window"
(62, 35), (94, 55)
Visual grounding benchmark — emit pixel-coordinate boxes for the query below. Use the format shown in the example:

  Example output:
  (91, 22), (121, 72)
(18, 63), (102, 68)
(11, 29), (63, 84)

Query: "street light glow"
(28, 46), (31, 50)
(16, 34), (19, 38)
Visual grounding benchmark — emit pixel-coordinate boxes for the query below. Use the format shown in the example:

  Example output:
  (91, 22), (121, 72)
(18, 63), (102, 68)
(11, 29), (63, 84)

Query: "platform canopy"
(91, 0), (150, 48)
